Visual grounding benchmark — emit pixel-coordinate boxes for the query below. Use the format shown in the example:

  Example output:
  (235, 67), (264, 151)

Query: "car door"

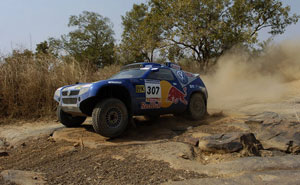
(141, 68), (183, 115)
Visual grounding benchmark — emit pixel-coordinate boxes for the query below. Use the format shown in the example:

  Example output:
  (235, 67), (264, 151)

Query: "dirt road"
(1, 100), (300, 185)
(1, 79), (300, 184)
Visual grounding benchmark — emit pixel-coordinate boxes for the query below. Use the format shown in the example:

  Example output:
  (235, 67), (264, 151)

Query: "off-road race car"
(54, 62), (208, 137)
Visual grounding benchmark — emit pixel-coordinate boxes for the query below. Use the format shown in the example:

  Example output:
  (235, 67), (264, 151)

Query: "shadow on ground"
(52, 114), (224, 148)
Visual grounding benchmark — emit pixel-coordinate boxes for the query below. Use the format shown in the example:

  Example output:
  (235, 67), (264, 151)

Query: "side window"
(147, 69), (174, 81)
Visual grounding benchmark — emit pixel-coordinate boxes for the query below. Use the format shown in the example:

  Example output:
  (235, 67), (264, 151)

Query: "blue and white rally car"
(54, 62), (208, 137)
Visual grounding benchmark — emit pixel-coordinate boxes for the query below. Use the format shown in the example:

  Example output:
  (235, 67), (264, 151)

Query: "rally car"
(54, 62), (208, 137)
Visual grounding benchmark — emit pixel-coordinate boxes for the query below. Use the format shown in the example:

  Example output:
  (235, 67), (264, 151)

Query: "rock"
(243, 112), (300, 154)
(240, 133), (263, 156)
(0, 123), (63, 147)
(0, 150), (8, 157)
(1, 170), (46, 185)
(178, 153), (190, 160)
(140, 142), (300, 177)
(197, 132), (263, 155)
(255, 120), (300, 153)
(198, 132), (244, 153)
(164, 170), (300, 185)
(260, 150), (286, 157)
(176, 136), (199, 146)
(246, 112), (281, 124)
(47, 136), (55, 142)
(191, 132), (211, 138)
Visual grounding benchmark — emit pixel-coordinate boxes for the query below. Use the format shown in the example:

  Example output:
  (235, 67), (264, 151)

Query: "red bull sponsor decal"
(141, 102), (161, 109)
(167, 86), (187, 105)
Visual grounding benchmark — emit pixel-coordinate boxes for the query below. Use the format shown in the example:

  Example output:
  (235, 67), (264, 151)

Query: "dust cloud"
(203, 39), (300, 113)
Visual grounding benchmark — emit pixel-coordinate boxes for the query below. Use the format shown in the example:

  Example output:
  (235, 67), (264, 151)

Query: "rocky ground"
(0, 97), (300, 184)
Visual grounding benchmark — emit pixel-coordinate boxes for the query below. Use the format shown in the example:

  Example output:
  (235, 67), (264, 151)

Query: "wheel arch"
(189, 90), (207, 106)
(79, 85), (132, 116)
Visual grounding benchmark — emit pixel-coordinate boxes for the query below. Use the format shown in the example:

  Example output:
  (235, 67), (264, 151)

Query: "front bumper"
(55, 89), (91, 116)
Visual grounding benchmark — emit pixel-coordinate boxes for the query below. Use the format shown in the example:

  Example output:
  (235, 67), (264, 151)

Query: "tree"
(121, 3), (163, 63)
(146, 0), (299, 70)
(59, 11), (115, 66)
(36, 41), (50, 55)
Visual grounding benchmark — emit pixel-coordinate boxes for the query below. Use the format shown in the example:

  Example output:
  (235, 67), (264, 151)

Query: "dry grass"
(0, 54), (120, 120)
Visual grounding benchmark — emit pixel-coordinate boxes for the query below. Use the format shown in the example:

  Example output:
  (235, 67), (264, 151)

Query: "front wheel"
(92, 98), (128, 138)
(187, 93), (206, 120)
(57, 107), (86, 127)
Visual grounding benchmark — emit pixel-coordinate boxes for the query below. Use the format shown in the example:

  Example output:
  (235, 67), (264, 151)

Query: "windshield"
(110, 69), (147, 79)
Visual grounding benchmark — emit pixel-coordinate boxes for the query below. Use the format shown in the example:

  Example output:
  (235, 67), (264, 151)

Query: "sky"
(0, 0), (299, 54)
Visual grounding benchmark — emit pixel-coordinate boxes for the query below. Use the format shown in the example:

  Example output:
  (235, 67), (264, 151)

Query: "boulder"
(198, 132), (243, 153)
(256, 120), (300, 153)
(198, 132), (262, 155)
(240, 133), (263, 156)
(244, 112), (300, 154)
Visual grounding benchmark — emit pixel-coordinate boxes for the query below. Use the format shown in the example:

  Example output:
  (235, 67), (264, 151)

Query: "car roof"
(122, 62), (181, 71)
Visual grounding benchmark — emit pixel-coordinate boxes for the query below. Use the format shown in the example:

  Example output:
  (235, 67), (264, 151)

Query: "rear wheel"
(92, 98), (128, 138)
(57, 107), (86, 127)
(187, 93), (206, 120)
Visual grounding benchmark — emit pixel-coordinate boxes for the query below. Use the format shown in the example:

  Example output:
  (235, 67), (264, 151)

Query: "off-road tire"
(57, 107), (86, 127)
(187, 93), (206, 120)
(92, 98), (128, 138)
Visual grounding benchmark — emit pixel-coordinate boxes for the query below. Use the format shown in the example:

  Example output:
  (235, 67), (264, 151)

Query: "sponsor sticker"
(108, 81), (122, 84)
(176, 71), (188, 84)
(141, 102), (161, 109)
(167, 86), (188, 105)
(136, 85), (145, 93)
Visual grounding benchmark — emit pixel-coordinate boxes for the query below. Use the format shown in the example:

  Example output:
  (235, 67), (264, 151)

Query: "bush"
(0, 54), (120, 120)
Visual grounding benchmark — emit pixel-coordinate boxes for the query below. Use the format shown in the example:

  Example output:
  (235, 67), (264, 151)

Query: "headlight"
(79, 84), (92, 95)
(54, 88), (62, 97)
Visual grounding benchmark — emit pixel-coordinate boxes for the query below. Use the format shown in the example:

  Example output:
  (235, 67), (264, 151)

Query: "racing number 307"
(147, 86), (160, 95)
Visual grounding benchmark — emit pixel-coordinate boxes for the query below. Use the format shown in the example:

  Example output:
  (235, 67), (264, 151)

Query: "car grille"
(62, 90), (80, 96)
(62, 98), (77, 104)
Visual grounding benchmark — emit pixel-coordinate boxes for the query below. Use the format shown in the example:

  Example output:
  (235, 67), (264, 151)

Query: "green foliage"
(51, 11), (115, 66)
(35, 41), (51, 55)
(122, 0), (299, 70)
(120, 3), (163, 63)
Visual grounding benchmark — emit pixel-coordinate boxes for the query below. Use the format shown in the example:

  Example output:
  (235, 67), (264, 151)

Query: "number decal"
(147, 86), (151, 95)
(156, 87), (159, 94)
(145, 81), (161, 99)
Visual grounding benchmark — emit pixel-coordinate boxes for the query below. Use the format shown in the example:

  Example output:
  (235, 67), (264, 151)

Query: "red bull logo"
(167, 87), (187, 105)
